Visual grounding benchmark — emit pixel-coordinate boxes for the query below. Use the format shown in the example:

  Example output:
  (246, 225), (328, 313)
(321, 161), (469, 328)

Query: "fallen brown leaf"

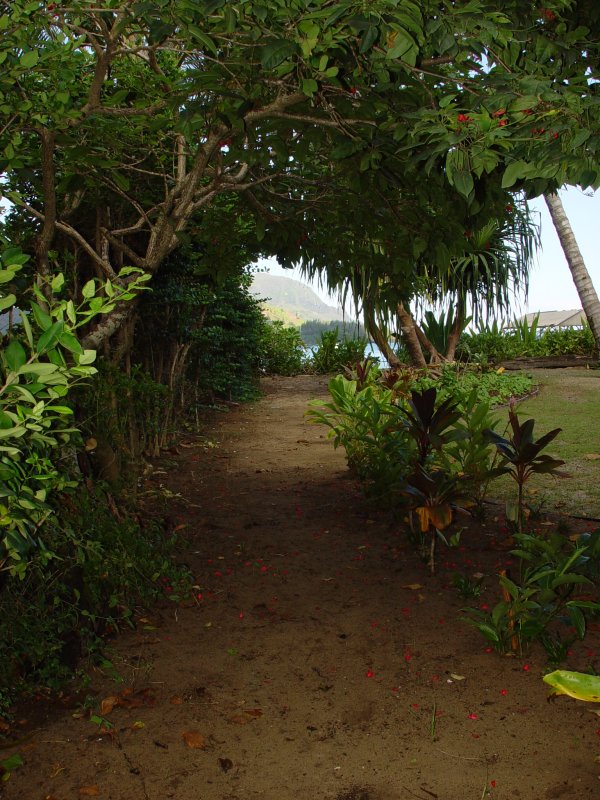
(78, 786), (100, 797)
(182, 730), (206, 749)
(244, 708), (263, 718)
(170, 696), (183, 705)
(229, 715), (250, 725)
(401, 583), (424, 591)
(100, 697), (119, 715)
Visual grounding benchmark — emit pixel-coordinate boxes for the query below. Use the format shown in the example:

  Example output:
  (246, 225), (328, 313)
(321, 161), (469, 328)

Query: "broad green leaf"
(3, 340), (27, 371)
(20, 50), (38, 68)
(81, 279), (96, 299)
(18, 363), (59, 376)
(0, 294), (16, 312)
(58, 331), (83, 354)
(0, 426), (27, 439)
(51, 273), (65, 293)
(260, 40), (299, 69)
(301, 78), (318, 97)
(502, 160), (529, 188)
(31, 302), (52, 331)
(77, 350), (97, 366)
(453, 169), (474, 200)
(37, 321), (64, 354)
(571, 129), (591, 148)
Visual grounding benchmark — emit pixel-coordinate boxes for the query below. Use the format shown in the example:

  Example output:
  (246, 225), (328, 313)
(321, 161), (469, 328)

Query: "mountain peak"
(251, 273), (346, 323)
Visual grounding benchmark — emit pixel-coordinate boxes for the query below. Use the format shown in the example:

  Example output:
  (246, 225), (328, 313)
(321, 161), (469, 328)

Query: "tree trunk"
(364, 308), (403, 368)
(397, 302), (427, 367)
(445, 299), (465, 361)
(414, 322), (443, 364)
(544, 192), (600, 357)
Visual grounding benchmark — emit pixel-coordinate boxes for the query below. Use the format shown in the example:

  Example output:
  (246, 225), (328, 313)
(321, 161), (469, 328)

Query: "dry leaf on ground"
(78, 786), (100, 797)
(100, 697), (119, 715)
(182, 730), (206, 749)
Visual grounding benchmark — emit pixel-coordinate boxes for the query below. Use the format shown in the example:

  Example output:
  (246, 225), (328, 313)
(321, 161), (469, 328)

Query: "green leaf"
(58, 331), (83, 354)
(51, 273), (65, 293)
(77, 349), (97, 366)
(30, 302), (52, 331)
(502, 160), (529, 189)
(37, 321), (64, 354)
(0, 425), (27, 439)
(188, 26), (219, 56)
(66, 300), (76, 324)
(360, 25), (379, 53)
(81, 279), (96, 299)
(260, 40), (299, 69)
(18, 362), (59, 376)
(0, 752), (24, 779)
(20, 50), (38, 68)
(0, 293), (16, 312)
(571, 129), (590, 148)
(453, 169), (474, 200)
(4, 340), (27, 371)
(301, 78), (318, 97)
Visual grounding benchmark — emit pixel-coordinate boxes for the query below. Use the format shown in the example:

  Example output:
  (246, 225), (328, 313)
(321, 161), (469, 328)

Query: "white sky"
(256, 187), (600, 317)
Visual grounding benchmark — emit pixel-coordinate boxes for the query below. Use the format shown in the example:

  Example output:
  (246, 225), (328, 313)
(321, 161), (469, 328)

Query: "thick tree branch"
(34, 128), (57, 286)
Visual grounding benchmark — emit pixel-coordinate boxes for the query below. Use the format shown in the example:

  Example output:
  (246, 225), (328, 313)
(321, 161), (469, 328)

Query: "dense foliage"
(0, 490), (189, 717)
(458, 318), (596, 364)
(1, 0), (599, 711)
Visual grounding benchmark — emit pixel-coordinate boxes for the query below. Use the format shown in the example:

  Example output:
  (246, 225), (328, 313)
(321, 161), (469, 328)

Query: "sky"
(256, 187), (600, 318)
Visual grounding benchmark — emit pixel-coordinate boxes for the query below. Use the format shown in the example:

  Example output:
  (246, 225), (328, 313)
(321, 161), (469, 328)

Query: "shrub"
(310, 329), (368, 374)
(0, 489), (190, 717)
(259, 321), (307, 375)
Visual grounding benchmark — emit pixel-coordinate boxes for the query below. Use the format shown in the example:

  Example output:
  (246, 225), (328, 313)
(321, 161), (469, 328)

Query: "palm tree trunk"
(397, 302), (427, 367)
(544, 192), (600, 357)
(364, 307), (403, 368)
(445, 299), (465, 361)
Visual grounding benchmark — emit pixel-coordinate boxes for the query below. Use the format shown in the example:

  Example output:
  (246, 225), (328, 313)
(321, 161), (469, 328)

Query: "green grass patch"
(489, 369), (600, 518)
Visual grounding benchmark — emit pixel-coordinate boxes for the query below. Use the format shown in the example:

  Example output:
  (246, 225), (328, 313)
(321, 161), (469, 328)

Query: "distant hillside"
(251, 273), (345, 323)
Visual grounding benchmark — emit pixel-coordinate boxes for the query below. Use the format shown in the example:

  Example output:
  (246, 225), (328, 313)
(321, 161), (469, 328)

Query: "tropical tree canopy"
(0, 0), (598, 351)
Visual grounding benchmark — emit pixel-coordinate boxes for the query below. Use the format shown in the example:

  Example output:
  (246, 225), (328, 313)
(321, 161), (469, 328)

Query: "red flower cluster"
(457, 113), (473, 123)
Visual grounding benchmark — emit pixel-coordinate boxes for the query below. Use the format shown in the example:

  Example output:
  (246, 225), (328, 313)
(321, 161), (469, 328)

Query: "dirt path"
(3, 375), (600, 800)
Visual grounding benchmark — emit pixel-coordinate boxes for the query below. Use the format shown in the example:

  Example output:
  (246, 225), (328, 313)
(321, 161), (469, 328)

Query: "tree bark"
(445, 299), (465, 361)
(364, 308), (403, 368)
(544, 192), (600, 357)
(397, 302), (427, 367)
(413, 322), (443, 364)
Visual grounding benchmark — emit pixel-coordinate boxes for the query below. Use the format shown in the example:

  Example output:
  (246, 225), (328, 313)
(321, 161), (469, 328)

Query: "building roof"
(518, 309), (587, 328)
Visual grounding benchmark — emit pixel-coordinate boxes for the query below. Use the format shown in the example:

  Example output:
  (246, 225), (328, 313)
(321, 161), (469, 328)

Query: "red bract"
(457, 113), (473, 123)
(365, 669), (374, 678)
(468, 712), (478, 720)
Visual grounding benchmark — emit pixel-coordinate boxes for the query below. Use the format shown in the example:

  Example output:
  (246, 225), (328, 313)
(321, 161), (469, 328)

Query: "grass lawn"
(489, 367), (600, 519)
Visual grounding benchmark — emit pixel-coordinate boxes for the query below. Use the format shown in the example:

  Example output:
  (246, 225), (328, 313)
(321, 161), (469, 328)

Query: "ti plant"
(402, 387), (466, 465)
(399, 465), (472, 574)
(484, 402), (566, 532)
(397, 388), (471, 573)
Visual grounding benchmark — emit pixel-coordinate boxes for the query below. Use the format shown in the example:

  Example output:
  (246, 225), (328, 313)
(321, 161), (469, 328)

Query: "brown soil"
(3, 375), (600, 800)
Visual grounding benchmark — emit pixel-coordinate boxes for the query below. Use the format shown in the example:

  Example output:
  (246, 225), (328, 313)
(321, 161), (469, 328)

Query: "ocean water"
(304, 342), (390, 368)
